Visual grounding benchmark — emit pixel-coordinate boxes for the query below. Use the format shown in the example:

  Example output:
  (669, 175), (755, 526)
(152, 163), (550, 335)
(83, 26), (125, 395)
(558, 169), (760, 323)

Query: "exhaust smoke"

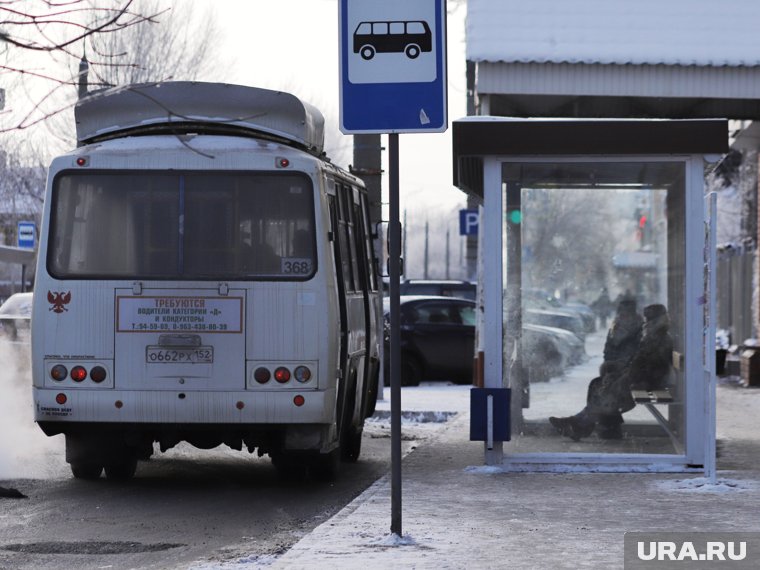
(0, 341), (65, 480)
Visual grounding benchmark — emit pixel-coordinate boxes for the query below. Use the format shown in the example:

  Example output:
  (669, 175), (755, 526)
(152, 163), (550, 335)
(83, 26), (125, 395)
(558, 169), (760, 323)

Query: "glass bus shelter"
(453, 119), (727, 472)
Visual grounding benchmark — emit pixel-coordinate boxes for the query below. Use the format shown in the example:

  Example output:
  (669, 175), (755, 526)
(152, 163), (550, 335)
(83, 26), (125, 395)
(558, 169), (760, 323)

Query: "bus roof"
(75, 82), (325, 156)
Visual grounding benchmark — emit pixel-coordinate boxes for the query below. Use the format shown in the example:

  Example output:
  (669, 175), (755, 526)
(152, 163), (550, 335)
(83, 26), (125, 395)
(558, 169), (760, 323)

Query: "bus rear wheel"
(70, 462), (103, 480)
(104, 456), (138, 481)
(339, 370), (363, 462)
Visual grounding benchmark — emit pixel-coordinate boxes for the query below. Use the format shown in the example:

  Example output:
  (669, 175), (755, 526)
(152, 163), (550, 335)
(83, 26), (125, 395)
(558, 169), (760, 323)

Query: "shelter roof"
(467, 0), (760, 67)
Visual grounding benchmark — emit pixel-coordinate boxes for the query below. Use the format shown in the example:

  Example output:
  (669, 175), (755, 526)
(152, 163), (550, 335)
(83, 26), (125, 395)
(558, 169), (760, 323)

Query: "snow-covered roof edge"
(467, 0), (760, 67)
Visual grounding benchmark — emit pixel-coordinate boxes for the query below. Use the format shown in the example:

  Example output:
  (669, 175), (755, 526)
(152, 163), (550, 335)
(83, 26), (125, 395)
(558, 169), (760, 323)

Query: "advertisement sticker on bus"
(116, 296), (244, 333)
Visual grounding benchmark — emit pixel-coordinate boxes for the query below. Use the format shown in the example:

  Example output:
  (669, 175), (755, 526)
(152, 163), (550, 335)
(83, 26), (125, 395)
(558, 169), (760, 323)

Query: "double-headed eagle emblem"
(48, 291), (72, 314)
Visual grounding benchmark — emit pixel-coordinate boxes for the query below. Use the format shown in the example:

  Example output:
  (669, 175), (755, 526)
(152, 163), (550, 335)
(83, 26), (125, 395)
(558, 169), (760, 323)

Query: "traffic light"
(635, 209), (650, 246)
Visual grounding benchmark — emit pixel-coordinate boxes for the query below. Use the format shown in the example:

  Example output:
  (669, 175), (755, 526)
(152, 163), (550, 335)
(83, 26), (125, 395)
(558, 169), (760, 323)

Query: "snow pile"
(655, 477), (757, 494)
(367, 410), (457, 425)
(370, 533), (418, 547)
(716, 329), (730, 350)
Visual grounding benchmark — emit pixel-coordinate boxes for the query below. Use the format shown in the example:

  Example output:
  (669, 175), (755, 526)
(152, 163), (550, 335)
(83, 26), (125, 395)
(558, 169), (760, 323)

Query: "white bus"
(32, 83), (382, 481)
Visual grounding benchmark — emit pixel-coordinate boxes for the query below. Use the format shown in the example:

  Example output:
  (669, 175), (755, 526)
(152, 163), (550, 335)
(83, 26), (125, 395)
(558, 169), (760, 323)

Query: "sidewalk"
(271, 382), (760, 569)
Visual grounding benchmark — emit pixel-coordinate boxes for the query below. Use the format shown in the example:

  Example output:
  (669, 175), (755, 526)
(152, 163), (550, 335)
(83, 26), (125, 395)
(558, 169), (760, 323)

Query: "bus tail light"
(90, 366), (107, 383)
(293, 395), (305, 407)
(294, 366), (311, 383)
(70, 366), (87, 382)
(50, 365), (68, 381)
(274, 367), (291, 383)
(55, 393), (67, 405)
(254, 367), (271, 384)
(47, 362), (111, 385)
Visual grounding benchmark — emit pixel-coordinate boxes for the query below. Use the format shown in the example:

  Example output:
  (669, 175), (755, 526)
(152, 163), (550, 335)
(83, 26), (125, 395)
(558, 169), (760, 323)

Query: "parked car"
(0, 291), (32, 343)
(524, 288), (596, 333)
(523, 323), (586, 382)
(384, 296), (583, 387)
(397, 279), (476, 300)
(524, 308), (586, 342)
(563, 301), (597, 333)
(384, 295), (476, 386)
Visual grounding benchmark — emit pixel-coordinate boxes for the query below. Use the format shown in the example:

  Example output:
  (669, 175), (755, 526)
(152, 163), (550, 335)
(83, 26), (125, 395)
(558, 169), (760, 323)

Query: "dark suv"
(383, 296), (476, 386)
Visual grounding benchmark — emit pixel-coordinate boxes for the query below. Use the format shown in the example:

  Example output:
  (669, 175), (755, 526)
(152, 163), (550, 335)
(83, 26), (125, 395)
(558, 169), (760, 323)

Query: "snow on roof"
(467, 0), (760, 67)
(75, 82), (325, 155)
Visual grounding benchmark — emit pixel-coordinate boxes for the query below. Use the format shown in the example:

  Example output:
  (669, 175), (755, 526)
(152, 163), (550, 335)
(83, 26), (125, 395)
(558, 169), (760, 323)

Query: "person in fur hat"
(549, 303), (673, 441)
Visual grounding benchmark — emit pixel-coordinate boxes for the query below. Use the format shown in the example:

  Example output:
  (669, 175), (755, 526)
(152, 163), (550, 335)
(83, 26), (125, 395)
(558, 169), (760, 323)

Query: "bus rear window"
(49, 171), (316, 280)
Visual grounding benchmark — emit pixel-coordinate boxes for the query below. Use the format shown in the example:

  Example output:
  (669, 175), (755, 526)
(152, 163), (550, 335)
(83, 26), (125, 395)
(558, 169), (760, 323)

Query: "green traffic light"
(509, 210), (522, 224)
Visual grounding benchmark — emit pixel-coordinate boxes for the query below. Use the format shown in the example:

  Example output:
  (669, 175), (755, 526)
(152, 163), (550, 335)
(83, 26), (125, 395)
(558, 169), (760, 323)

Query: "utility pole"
(351, 134), (382, 250)
(465, 59), (480, 280)
(423, 220), (429, 279)
(446, 227), (450, 279)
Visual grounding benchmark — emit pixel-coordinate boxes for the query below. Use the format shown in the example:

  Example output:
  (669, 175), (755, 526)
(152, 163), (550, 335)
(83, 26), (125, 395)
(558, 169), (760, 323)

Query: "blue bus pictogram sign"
(339, 0), (447, 134)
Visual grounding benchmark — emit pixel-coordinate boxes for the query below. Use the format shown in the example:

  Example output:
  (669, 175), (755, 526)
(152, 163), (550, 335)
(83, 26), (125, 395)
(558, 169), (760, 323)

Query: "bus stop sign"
(17, 221), (35, 249)
(339, 0), (447, 134)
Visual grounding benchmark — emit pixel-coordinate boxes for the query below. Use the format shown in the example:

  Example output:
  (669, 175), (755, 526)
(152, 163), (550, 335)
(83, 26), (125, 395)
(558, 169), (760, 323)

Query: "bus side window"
(336, 184), (356, 292)
(358, 193), (378, 291)
(344, 187), (361, 290)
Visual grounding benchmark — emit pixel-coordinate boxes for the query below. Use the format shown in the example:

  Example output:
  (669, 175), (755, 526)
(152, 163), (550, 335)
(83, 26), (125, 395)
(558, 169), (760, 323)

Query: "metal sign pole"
(339, 0), (447, 538)
(388, 133), (402, 536)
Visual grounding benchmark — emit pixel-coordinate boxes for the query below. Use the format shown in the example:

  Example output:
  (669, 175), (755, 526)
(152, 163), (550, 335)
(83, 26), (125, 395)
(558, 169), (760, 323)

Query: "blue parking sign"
(459, 209), (479, 236)
(339, 0), (447, 134)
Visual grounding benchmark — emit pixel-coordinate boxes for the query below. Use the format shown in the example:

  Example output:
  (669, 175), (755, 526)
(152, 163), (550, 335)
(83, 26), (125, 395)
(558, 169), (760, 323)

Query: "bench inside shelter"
(631, 386), (681, 453)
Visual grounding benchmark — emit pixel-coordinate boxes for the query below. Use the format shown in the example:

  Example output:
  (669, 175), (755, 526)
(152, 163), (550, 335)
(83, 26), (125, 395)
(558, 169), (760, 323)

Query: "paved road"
(0, 414), (448, 570)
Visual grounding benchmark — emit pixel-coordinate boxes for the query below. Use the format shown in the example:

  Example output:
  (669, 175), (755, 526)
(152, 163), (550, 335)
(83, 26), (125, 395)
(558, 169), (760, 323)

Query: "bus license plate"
(146, 346), (214, 364)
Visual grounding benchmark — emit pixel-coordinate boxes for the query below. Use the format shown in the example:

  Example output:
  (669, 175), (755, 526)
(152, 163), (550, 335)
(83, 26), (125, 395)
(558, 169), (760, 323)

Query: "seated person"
(549, 303), (673, 441)
(627, 303), (673, 391)
(602, 297), (643, 369)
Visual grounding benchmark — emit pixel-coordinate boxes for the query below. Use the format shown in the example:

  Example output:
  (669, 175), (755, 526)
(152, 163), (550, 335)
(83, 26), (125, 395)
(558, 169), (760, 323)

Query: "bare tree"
(86, 0), (218, 87)
(31, 0), (219, 153)
(0, 0), (218, 222)
(522, 188), (619, 301)
(0, 1), (159, 132)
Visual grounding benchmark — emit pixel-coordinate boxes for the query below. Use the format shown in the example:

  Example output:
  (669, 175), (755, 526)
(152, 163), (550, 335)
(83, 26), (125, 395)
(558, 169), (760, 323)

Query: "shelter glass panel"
(502, 161), (686, 456)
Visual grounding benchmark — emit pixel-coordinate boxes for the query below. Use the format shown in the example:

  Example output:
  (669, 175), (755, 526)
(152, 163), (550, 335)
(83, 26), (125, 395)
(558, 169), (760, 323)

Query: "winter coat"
(586, 369), (635, 417)
(587, 313), (673, 415)
(602, 311), (643, 366)
(626, 315), (673, 391)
